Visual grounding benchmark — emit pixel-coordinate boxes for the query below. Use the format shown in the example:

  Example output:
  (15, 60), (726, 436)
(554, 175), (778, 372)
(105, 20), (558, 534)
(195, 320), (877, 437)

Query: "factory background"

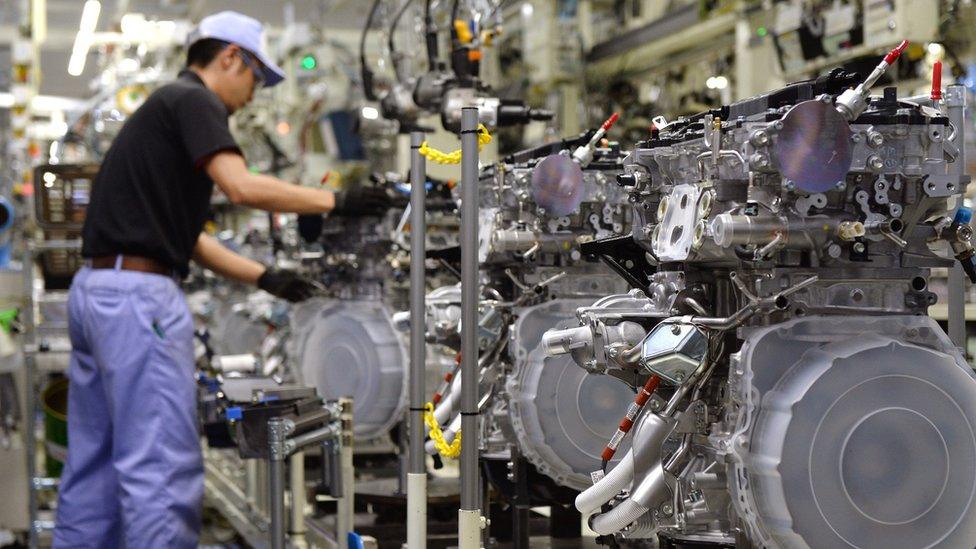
(0, 0), (974, 548)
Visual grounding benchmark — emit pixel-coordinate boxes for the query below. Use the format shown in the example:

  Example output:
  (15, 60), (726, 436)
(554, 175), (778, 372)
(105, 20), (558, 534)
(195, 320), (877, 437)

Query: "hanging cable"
(360, 0), (384, 101)
(423, 0), (439, 69)
(387, 0), (414, 83)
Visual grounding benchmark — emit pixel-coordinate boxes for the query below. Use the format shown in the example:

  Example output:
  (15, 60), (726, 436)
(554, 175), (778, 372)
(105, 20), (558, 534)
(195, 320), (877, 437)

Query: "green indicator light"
(757, 26), (768, 37)
(300, 55), (317, 70)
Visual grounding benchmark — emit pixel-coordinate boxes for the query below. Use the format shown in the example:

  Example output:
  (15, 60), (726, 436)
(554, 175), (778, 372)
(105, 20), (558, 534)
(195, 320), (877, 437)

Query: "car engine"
(542, 47), (976, 547)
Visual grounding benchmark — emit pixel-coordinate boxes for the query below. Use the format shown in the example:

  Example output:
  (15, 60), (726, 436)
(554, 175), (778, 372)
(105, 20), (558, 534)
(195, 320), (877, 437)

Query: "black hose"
(388, 0), (414, 83)
(424, 0), (438, 68)
(733, 245), (757, 262)
(360, 0), (384, 101)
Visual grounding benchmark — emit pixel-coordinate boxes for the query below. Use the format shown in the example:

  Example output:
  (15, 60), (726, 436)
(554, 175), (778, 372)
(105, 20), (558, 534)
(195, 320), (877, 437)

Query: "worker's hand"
(257, 267), (322, 302)
(331, 186), (394, 217)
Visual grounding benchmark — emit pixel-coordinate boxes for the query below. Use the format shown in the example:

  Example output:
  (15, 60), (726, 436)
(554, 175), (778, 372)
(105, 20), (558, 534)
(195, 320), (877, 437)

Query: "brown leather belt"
(91, 255), (174, 276)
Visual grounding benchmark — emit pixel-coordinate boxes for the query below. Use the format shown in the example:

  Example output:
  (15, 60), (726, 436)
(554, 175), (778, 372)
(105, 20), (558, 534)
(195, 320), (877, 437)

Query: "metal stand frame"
(23, 239), (81, 548)
(265, 398), (353, 549)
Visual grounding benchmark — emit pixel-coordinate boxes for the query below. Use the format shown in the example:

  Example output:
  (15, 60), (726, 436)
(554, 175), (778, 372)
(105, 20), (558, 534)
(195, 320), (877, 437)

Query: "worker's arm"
(192, 233), (322, 302)
(192, 232), (265, 285)
(204, 150), (336, 213)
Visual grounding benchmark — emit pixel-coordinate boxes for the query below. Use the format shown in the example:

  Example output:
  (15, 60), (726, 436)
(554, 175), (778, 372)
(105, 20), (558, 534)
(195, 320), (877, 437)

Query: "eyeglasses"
(237, 50), (266, 91)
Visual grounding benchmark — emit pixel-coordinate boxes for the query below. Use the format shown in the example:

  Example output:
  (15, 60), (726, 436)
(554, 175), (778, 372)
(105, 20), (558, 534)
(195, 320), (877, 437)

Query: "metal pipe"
(290, 408), (335, 432)
(458, 106), (483, 547)
(290, 452), (307, 548)
(408, 131), (428, 548)
(268, 417), (289, 549)
(246, 459), (258, 512)
(337, 398), (355, 549)
(286, 424), (340, 454)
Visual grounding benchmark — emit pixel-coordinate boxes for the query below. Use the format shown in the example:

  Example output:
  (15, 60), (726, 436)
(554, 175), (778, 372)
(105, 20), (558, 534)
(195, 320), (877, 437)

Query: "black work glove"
(257, 268), (321, 302)
(297, 214), (325, 243)
(331, 186), (394, 217)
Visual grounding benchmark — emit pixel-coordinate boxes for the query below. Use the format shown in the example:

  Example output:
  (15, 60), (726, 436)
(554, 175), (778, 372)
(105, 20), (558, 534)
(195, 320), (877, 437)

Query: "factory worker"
(51, 11), (388, 548)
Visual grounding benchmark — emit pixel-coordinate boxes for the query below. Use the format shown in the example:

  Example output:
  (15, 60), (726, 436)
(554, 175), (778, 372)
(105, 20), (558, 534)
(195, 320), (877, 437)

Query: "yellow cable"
(418, 124), (492, 165)
(424, 402), (462, 458)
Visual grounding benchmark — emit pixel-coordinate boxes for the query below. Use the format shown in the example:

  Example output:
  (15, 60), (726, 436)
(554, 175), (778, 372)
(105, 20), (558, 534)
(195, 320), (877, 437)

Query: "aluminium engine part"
(638, 322), (708, 385)
(289, 298), (407, 442)
(473, 147), (630, 266)
(503, 298), (636, 491)
(543, 288), (670, 376)
(728, 315), (976, 548)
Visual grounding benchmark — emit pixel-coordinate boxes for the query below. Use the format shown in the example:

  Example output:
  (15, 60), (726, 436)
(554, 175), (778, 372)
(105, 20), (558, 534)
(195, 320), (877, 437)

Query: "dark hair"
(186, 38), (229, 68)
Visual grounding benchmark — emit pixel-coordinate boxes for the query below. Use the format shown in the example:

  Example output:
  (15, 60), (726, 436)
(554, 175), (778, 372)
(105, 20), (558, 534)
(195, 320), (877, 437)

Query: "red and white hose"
(601, 374), (661, 464)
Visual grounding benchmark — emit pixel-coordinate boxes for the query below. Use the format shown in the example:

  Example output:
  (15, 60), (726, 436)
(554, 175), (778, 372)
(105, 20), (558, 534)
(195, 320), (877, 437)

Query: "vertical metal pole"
(23, 244), (37, 549)
(289, 451), (307, 548)
(337, 398), (354, 549)
(458, 107), (483, 548)
(407, 131), (428, 548)
(268, 418), (288, 549)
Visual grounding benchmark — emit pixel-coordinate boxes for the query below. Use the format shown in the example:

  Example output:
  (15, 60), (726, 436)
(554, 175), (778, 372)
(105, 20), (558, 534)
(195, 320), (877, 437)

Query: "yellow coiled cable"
(424, 402), (462, 458)
(418, 124), (492, 165)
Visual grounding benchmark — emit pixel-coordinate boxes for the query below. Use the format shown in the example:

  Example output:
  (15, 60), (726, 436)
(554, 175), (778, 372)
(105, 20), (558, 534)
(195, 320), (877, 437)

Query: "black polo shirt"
(81, 70), (240, 277)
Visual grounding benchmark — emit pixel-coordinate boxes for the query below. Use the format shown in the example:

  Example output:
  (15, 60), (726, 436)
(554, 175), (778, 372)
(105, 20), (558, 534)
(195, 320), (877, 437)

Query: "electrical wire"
(424, 0), (439, 69)
(360, 0), (384, 101)
(387, 0), (414, 83)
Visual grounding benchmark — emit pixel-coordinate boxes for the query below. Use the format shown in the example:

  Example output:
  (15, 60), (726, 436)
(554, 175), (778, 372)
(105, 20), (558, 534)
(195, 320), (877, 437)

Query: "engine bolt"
(661, 503), (674, 516)
(835, 181), (846, 191)
(853, 242), (866, 254)
(749, 130), (769, 146)
(868, 155), (884, 171)
(868, 132), (884, 147)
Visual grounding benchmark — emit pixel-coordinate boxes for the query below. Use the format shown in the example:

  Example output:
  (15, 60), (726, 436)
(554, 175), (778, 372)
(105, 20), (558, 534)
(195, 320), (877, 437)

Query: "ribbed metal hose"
(575, 452), (635, 514)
